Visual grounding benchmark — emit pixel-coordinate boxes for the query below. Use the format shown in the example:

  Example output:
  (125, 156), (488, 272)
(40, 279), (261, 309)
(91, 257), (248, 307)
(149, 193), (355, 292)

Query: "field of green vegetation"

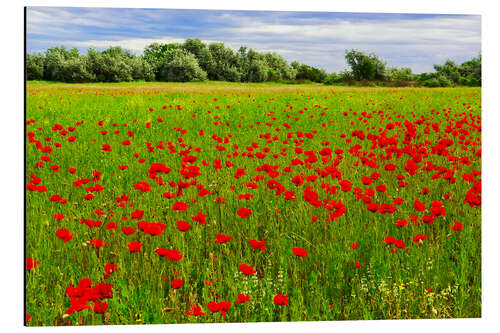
(25, 81), (481, 326)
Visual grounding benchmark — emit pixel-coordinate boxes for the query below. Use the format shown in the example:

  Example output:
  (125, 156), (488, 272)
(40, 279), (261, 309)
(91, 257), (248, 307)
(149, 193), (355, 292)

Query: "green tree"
(433, 60), (460, 85)
(247, 58), (269, 82)
(207, 42), (241, 81)
(158, 49), (207, 82)
(128, 56), (155, 81)
(42, 47), (94, 82)
(344, 49), (386, 81)
(292, 62), (327, 82)
(63, 56), (95, 82)
(43, 46), (68, 81)
(181, 39), (215, 79)
(144, 42), (181, 80)
(324, 72), (342, 85)
(459, 54), (481, 86)
(87, 47), (134, 82)
(263, 53), (296, 80)
(26, 52), (44, 80)
(387, 67), (413, 82)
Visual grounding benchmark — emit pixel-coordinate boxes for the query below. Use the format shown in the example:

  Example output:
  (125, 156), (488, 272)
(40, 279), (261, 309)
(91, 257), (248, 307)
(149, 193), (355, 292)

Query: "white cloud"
(222, 16), (480, 45)
(212, 15), (480, 72)
(26, 7), (481, 73)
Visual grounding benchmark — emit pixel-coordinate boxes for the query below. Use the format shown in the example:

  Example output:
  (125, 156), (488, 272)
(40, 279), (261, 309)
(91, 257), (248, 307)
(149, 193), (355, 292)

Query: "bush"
(26, 53), (44, 80)
(423, 78), (441, 87)
(387, 67), (413, 82)
(158, 49), (207, 82)
(436, 74), (453, 87)
(247, 59), (269, 82)
(434, 60), (460, 85)
(324, 73), (342, 85)
(63, 57), (95, 82)
(26, 42), (481, 86)
(344, 49), (387, 81)
(207, 43), (241, 81)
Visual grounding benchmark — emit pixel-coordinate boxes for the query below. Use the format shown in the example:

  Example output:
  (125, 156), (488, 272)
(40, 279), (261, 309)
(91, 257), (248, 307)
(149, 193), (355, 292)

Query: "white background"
(1, 1), (498, 332)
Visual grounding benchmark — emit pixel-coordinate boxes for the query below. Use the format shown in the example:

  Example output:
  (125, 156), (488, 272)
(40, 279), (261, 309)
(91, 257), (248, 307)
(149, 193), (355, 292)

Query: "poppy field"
(25, 82), (481, 326)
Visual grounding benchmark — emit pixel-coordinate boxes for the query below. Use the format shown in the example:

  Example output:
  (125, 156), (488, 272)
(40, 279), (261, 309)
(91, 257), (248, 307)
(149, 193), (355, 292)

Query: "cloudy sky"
(26, 7), (481, 73)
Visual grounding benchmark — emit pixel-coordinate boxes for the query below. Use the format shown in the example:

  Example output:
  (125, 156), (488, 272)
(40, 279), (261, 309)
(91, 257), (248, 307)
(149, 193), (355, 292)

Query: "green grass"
(25, 81), (481, 326)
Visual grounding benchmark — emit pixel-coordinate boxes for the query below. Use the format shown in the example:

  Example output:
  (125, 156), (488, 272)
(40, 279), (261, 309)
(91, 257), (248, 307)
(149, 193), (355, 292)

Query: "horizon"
(26, 7), (481, 74)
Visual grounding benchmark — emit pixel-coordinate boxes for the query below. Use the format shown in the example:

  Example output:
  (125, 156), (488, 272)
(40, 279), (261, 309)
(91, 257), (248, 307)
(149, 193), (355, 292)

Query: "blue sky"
(26, 7), (481, 73)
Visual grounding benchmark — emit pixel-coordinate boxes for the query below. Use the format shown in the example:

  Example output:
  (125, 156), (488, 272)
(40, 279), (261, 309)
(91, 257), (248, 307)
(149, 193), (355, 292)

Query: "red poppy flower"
(449, 221), (464, 231)
(176, 220), (192, 232)
(385, 163), (396, 171)
(339, 179), (352, 192)
(215, 234), (232, 243)
(90, 239), (104, 249)
(414, 200), (426, 212)
(127, 241), (142, 252)
(361, 176), (372, 185)
(238, 264), (256, 275)
(104, 264), (117, 275)
(249, 239), (266, 252)
(148, 163), (171, 179)
(105, 221), (118, 230)
(429, 205), (446, 217)
(186, 305), (205, 316)
(422, 215), (434, 224)
(413, 233), (428, 247)
(394, 240), (406, 249)
(237, 208), (252, 219)
(207, 300), (231, 318)
(367, 202), (379, 212)
(56, 229), (73, 242)
(292, 247), (308, 257)
(171, 279), (184, 289)
(138, 221), (166, 236)
(93, 301), (108, 314)
(49, 194), (63, 202)
(273, 294), (289, 305)
(236, 293), (250, 304)
(155, 248), (183, 261)
(83, 193), (95, 200)
(379, 203), (397, 214)
(130, 209), (144, 220)
(134, 181), (151, 192)
(26, 257), (39, 270)
(383, 236), (395, 245)
(393, 198), (404, 205)
(395, 219), (408, 227)
(101, 144), (111, 152)
(172, 201), (189, 212)
(121, 227), (135, 235)
(191, 211), (207, 225)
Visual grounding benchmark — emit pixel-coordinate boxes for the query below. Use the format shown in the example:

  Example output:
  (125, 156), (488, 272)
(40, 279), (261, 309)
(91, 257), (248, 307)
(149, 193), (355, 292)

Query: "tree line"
(26, 38), (481, 87)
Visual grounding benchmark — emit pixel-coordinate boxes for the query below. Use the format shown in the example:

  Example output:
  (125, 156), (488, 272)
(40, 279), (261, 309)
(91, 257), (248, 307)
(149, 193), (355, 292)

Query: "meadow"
(25, 81), (481, 325)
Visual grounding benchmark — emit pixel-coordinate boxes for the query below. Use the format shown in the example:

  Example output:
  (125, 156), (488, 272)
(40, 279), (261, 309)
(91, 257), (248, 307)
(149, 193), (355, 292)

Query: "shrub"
(158, 49), (207, 82)
(324, 73), (342, 85)
(423, 78), (441, 87)
(26, 53), (44, 80)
